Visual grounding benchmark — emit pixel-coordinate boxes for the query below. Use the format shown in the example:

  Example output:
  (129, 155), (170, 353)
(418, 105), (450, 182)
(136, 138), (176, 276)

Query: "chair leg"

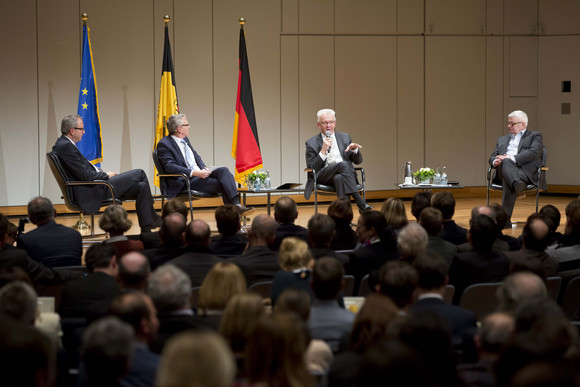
(72, 213), (91, 233)
(536, 187), (540, 213)
(314, 190), (318, 214)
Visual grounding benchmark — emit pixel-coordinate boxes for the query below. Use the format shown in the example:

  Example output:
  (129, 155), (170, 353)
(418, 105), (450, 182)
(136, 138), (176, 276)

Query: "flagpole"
(163, 15), (170, 138)
(239, 17), (245, 28)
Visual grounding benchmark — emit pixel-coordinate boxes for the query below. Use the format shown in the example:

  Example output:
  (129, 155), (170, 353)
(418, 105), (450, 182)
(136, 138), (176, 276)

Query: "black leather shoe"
(238, 206), (255, 216)
(359, 204), (374, 214)
(515, 181), (527, 195)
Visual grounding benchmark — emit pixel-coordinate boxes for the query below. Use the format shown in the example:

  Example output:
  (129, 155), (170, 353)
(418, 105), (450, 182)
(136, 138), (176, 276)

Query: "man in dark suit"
(271, 196), (309, 251)
(489, 110), (543, 223)
(17, 196), (82, 267)
(419, 207), (457, 266)
(308, 213), (349, 267)
(52, 115), (160, 232)
(209, 204), (248, 257)
(431, 191), (468, 245)
(305, 108), (371, 213)
(231, 214), (279, 286)
(143, 212), (186, 270)
(156, 114), (252, 214)
(167, 219), (224, 287)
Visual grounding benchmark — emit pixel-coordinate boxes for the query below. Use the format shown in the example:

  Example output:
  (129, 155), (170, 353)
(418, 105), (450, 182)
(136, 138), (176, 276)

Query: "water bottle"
(254, 176), (261, 191)
(441, 166), (448, 186)
(403, 161), (413, 184)
(264, 171), (271, 190)
(434, 167), (441, 185)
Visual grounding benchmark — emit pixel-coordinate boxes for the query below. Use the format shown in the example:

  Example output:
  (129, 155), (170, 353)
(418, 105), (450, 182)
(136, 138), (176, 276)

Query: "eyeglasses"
(73, 127), (85, 131)
(507, 122), (523, 127)
(180, 123), (191, 127)
(319, 121), (336, 126)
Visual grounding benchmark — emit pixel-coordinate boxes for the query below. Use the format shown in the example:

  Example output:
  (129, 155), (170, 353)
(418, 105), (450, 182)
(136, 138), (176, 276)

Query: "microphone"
(325, 130), (331, 152)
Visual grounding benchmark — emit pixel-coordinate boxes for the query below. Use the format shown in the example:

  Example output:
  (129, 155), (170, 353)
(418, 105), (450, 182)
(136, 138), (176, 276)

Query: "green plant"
(413, 167), (435, 181)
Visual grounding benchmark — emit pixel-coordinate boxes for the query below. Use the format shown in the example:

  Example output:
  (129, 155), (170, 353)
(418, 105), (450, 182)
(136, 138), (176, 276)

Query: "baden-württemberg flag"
(154, 23), (179, 187)
(232, 25), (262, 185)
(77, 24), (103, 167)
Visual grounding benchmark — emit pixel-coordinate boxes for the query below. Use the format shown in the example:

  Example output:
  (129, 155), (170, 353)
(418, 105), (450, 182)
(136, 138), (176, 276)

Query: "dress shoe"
(359, 204), (374, 214)
(514, 181), (527, 195)
(238, 206), (255, 216)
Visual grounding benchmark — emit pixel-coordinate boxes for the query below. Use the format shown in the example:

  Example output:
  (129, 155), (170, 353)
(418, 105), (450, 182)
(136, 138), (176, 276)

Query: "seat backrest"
(443, 284), (455, 304)
(458, 282), (502, 322)
(343, 275), (355, 297)
(190, 286), (201, 309)
(546, 275), (562, 301)
(46, 152), (80, 210)
(562, 276), (580, 320)
(248, 281), (274, 299)
(358, 274), (372, 297)
(152, 148), (169, 195)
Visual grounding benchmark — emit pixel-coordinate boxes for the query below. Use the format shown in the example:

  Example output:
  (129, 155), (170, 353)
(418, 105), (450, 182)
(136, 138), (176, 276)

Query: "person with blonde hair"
(100, 204), (144, 257)
(156, 330), (236, 387)
(380, 197), (409, 234)
(271, 237), (314, 305)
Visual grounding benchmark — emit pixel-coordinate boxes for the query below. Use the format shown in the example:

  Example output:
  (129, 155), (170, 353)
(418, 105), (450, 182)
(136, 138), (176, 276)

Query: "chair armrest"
(304, 168), (313, 173)
(157, 172), (191, 191)
(355, 167), (365, 183)
(66, 180), (116, 202)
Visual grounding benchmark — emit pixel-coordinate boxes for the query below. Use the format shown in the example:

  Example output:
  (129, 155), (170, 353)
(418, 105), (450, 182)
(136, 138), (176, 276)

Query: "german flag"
(232, 25), (262, 185)
(154, 23), (179, 187)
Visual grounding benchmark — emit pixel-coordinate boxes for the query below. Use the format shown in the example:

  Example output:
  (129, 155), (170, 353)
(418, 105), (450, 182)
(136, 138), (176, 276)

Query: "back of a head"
(274, 196), (298, 223)
(159, 212), (186, 246)
(312, 257), (344, 300)
(381, 198), (408, 229)
(147, 264), (191, 314)
(0, 214), (9, 242)
(0, 280), (37, 325)
(411, 191), (432, 220)
(85, 242), (116, 272)
(0, 266), (33, 288)
(157, 330), (236, 387)
(471, 205), (496, 224)
(82, 316), (134, 383)
(378, 260), (418, 309)
(470, 214), (498, 252)
(250, 214), (277, 244)
(274, 288), (312, 322)
(99, 204), (132, 235)
(279, 237), (312, 271)
(185, 219), (211, 247)
(219, 292), (265, 353)
(360, 210), (388, 236)
(397, 223), (428, 259)
(199, 262), (246, 312)
(307, 213), (336, 247)
(539, 204), (561, 233)
(215, 204), (241, 236)
(497, 272), (548, 313)
(565, 199), (580, 219)
(413, 252), (448, 290)
(327, 198), (353, 227)
(27, 196), (54, 225)
(478, 312), (515, 354)
(490, 203), (509, 231)
(566, 205), (580, 235)
(161, 198), (189, 219)
(109, 291), (151, 335)
(431, 191), (456, 220)
(522, 214), (550, 252)
(118, 252), (150, 290)
(419, 206), (443, 236)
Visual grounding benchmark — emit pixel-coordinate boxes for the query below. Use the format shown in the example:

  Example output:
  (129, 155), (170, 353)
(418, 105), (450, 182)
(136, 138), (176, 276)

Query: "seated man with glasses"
(52, 114), (161, 232)
(305, 108), (372, 213)
(489, 110), (543, 226)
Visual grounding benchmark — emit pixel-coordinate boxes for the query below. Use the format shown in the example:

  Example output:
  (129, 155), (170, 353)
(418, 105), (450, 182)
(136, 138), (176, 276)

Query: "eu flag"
(77, 24), (103, 167)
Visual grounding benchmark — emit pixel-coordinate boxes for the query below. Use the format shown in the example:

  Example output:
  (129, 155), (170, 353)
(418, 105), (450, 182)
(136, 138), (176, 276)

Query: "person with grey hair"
(489, 110), (543, 226)
(397, 222), (428, 262)
(305, 108), (372, 213)
(156, 113), (253, 215)
(17, 196), (82, 267)
(496, 271), (548, 313)
(0, 280), (38, 325)
(52, 114), (161, 232)
(147, 264), (206, 353)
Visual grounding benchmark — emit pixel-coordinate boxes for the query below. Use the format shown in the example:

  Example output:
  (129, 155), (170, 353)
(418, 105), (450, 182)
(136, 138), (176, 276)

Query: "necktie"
(181, 139), (195, 168)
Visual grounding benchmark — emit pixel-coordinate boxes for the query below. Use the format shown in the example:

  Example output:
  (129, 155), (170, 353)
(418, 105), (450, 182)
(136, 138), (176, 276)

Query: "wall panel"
(540, 0), (580, 35)
(335, 0), (396, 35)
(425, 0), (485, 35)
(298, 0), (333, 34)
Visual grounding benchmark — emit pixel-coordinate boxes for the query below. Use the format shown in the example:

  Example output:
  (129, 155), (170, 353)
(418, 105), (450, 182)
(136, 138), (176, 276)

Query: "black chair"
(152, 148), (221, 220)
(562, 276), (580, 320)
(248, 281), (274, 299)
(458, 282), (503, 322)
(486, 146), (548, 213)
(444, 284), (455, 304)
(546, 275), (562, 301)
(304, 167), (366, 213)
(343, 275), (355, 297)
(358, 274), (372, 297)
(46, 152), (121, 237)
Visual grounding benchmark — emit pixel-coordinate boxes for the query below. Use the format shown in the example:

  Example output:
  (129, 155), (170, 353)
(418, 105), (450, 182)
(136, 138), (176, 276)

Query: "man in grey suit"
(305, 108), (372, 213)
(489, 110), (543, 224)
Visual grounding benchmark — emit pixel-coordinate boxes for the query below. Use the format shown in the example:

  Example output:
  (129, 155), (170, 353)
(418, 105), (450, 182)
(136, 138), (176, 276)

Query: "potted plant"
(413, 167), (435, 184)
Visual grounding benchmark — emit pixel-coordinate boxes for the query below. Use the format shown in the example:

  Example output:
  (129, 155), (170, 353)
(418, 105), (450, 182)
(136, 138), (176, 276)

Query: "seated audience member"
(546, 202), (580, 272)
(431, 191), (468, 245)
(80, 316), (134, 387)
(411, 191), (432, 221)
(411, 252), (476, 348)
(271, 237), (314, 305)
(141, 198), (189, 249)
(100, 204), (144, 257)
(59, 243), (121, 321)
(376, 260), (418, 313)
(16, 196), (82, 267)
(419, 207), (457, 266)
(328, 294), (402, 386)
(196, 262), (246, 331)
(142, 212), (186, 270)
(458, 312), (515, 387)
(496, 271), (548, 313)
(449, 214), (510, 304)
(397, 223), (428, 263)
(109, 291), (160, 387)
(231, 214), (280, 286)
(209, 204), (248, 257)
(246, 312), (315, 387)
(308, 213), (349, 266)
(504, 213), (558, 277)
(327, 198), (358, 251)
(457, 205), (509, 253)
(168, 219), (224, 287)
(118, 251), (150, 291)
(348, 211), (399, 291)
(271, 196), (309, 250)
(0, 280), (37, 325)
(308, 257), (354, 353)
(3, 221), (18, 246)
(538, 204), (563, 246)
(491, 203), (520, 250)
(380, 197), (409, 235)
(219, 292), (265, 381)
(147, 264), (205, 353)
(156, 330), (236, 387)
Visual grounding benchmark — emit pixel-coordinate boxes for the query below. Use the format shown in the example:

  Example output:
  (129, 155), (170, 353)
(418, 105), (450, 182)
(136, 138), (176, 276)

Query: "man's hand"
(322, 137), (333, 154)
(345, 143), (362, 152)
(106, 171), (118, 177)
(493, 154), (508, 167)
(191, 169), (211, 179)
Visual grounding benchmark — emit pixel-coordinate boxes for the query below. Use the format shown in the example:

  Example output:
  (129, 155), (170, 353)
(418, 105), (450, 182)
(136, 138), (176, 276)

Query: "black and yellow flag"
(154, 23), (179, 187)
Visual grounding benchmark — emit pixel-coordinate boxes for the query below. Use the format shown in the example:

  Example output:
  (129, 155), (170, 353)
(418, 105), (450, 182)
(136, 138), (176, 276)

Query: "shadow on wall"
(120, 85), (133, 173)
(43, 81), (59, 198)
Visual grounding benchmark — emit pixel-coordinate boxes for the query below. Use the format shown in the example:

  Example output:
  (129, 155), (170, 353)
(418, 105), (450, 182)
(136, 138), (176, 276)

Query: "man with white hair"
(489, 110), (543, 225)
(305, 108), (372, 213)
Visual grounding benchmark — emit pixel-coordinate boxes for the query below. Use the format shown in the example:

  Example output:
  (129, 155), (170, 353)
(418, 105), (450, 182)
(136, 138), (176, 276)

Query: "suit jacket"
(120, 342), (160, 387)
(457, 238), (510, 254)
(304, 131), (363, 199)
(272, 223), (309, 251)
(440, 220), (468, 245)
(209, 234), (248, 257)
(308, 299), (355, 352)
(52, 135), (111, 213)
(230, 246), (280, 286)
(330, 225), (358, 251)
(310, 247), (350, 267)
(151, 312), (209, 354)
(0, 246), (66, 288)
(143, 245), (184, 270)
(156, 135), (206, 197)
(426, 235), (458, 267)
(546, 244), (580, 272)
(168, 246), (224, 287)
(489, 130), (544, 188)
(17, 220), (82, 267)
(504, 249), (559, 276)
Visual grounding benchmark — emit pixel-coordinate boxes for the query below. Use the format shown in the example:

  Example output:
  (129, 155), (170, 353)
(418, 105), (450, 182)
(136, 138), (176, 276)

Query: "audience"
(491, 203), (520, 250)
(380, 197), (409, 235)
(376, 260), (418, 313)
(419, 206), (458, 266)
(209, 204), (247, 257)
(271, 237), (314, 305)
(0, 280), (38, 325)
(140, 198), (189, 249)
(118, 251), (150, 291)
(496, 271), (548, 313)
(327, 198), (358, 250)
(432, 191), (468, 245)
(272, 196), (309, 250)
(307, 213), (349, 266)
(397, 222), (428, 263)
(100, 204), (144, 257)
(539, 204), (563, 246)
(546, 202), (580, 272)
(457, 205), (510, 253)
(142, 212), (186, 270)
(411, 191), (432, 221)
